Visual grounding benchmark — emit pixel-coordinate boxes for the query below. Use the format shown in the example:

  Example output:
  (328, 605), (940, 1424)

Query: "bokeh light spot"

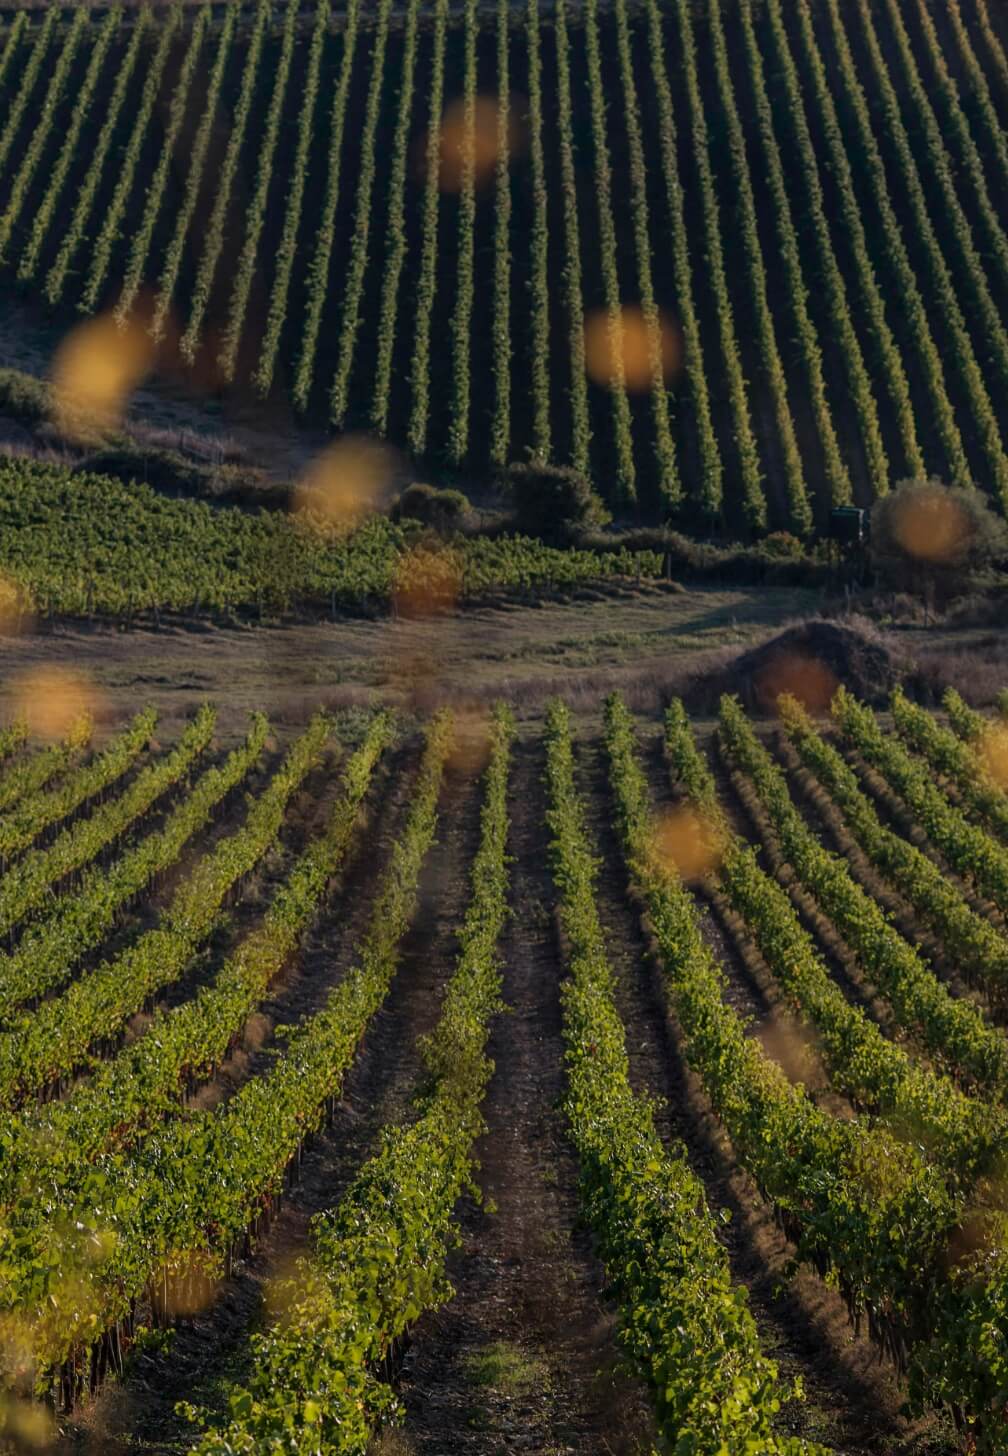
(584, 306), (681, 393)
(890, 489), (973, 563)
(159, 1253), (220, 1320)
(0, 575), (33, 638)
(51, 312), (154, 438)
(978, 724), (1008, 790)
(650, 804), (724, 883)
(446, 703), (492, 778)
(294, 437), (399, 532)
(434, 95), (522, 191)
(391, 545), (463, 621)
(11, 668), (100, 742)
(0, 1392), (54, 1449)
(755, 654), (839, 714)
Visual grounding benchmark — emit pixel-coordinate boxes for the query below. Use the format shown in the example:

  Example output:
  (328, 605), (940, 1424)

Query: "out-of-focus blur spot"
(755, 653), (838, 714)
(433, 94), (525, 191)
(978, 724), (1008, 789)
(755, 1012), (820, 1090)
(159, 1253), (219, 1320)
(446, 703), (492, 778)
(263, 1256), (319, 1322)
(0, 575), (33, 638)
(50, 312), (154, 438)
(0, 1392), (54, 1450)
(391, 545), (463, 621)
(650, 804), (723, 883)
(584, 306), (681, 393)
(294, 437), (399, 531)
(241, 1010), (271, 1052)
(942, 1208), (999, 1274)
(890, 488), (973, 562)
(11, 669), (100, 742)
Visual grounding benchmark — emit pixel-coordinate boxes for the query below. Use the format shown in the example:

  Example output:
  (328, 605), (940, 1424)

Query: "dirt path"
(0, 585), (817, 740)
(398, 736), (657, 1456)
(59, 741), (483, 1454)
(577, 728), (957, 1455)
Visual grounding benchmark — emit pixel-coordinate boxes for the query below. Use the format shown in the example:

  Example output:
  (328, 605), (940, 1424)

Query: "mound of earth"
(694, 620), (904, 714)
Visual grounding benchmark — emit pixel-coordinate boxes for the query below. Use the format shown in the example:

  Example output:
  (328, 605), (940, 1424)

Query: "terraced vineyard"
(0, 685), (1006, 1452)
(5, 0), (1008, 527)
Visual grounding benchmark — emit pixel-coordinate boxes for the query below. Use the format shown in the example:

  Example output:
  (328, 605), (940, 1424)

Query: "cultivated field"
(0, 668), (1003, 1451)
(3, 0), (1008, 525)
(3, 0), (1008, 1450)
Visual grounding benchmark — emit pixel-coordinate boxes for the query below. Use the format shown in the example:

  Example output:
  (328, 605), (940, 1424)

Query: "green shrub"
(870, 477), (1008, 606)
(391, 481), (471, 533)
(506, 460), (610, 542)
(760, 530), (805, 560)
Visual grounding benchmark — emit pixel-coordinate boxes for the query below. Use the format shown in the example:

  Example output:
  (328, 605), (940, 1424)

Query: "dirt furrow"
(399, 735), (656, 1456)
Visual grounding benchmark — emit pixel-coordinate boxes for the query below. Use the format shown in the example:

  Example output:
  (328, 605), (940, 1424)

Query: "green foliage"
(391, 483), (471, 534)
(835, 0), (1008, 509)
(0, 710), (229, 1032)
(0, 716), (387, 1212)
(252, 0), (329, 397)
(18, 8), (120, 284)
(525, 0), (552, 464)
(115, 8), (208, 326)
(879, 0), (1008, 401)
(0, 713), (274, 1099)
(150, 5), (236, 344)
(0, 8), (88, 266)
(779, 692), (1008, 1006)
(488, 0), (512, 469)
(547, 699), (823, 1453)
(583, 0), (636, 504)
(643, 0), (720, 513)
(329, 0), (392, 428)
(507, 461), (610, 542)
(8, 1), (1008, 528)
(445, 0), (478, 465)
(845, 687), (1008, 905)
(0, 9), (58, 184)
(787, 0), (925, 485)
(672, 694), (1006, 1184)
(673, 0), (763, 527)
(217, 0), (297, 383)
(605, 692), (1008, 1449)
(80, 5), (180, 313)
(0, 715), (90, 815)
(179, 0), (269, 365)
(0, 706), (156, 862)
(0, 12), (26, 89)
(758, 0), (885, 503)
(43, 8), (149, 305)
(613, 0), (678, 505)
(870, 479), (1008, 602)
(370, 0), (417, 438)
(184, 709), (514, 1453)
(0, 459), (659, 620)
(722, 690), (1008, 1093)
(0, 715), (445, 1385)
(406, 0), (448, 457)
(710, 0), (815, 529)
